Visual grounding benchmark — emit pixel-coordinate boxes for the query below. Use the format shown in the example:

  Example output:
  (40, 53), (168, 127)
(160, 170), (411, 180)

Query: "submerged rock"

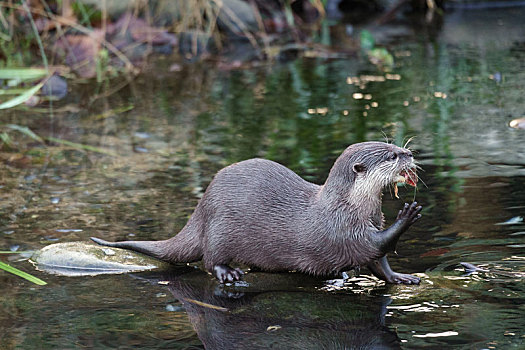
(41, 75), (68, 100)
(509, 118), (525, 129)
(30, 241), (171, 277)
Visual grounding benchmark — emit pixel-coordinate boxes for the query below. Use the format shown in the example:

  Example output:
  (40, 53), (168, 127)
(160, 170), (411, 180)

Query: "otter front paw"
(386, 272), (421, 285)
(396, 201), (422, 225)
(213, 265), (244, 283)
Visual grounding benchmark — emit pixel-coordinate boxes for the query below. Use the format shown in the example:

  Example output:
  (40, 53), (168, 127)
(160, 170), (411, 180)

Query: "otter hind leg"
(213, 265), (244, 283)
(368, 256), (420, 285)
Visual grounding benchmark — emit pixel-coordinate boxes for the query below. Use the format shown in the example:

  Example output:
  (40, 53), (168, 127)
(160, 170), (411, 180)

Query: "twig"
(89, 73), (136, 103)
(101, 0), (107, 37)
(218, 0), (260, 53)
(375, 0), (410, 25)
(22, 1), (48, 69)
(0, 5), (9, 29)
(143, 0), (153, 56)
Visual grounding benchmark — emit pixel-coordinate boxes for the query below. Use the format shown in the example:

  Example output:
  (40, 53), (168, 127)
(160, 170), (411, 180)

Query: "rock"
(509, 118), (525, 129)
(41, 75), (68, 100)
(217, 0), (259, 35)
(55, 33), (103, 78)
(178, 31), (213, 59)
(30, 241), (171, 276)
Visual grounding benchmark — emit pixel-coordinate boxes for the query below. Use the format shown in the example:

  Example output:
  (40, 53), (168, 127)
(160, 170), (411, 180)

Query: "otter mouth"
(395, 169), (418, 187)
(393, 168), (417, 198)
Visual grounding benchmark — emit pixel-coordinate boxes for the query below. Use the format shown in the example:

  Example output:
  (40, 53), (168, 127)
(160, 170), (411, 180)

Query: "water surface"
(1, 6), (525, 349)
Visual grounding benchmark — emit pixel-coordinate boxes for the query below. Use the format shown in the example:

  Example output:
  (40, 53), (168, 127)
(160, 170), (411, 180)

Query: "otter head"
(326, 142), (418, 201)
(352, 142), (417, 194)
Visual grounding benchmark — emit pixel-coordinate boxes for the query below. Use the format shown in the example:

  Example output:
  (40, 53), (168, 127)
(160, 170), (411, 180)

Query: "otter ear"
(353, 163), (366, 173)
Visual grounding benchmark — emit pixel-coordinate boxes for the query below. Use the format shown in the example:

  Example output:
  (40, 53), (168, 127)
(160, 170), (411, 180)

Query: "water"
(1, 6), (525, 349)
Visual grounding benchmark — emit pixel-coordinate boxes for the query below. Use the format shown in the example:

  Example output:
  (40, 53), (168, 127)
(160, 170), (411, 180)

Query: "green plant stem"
(0, 261), (47, 285)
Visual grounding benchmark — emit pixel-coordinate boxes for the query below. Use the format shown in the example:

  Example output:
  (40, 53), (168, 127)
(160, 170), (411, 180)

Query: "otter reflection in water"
(142, 269), (402, 350)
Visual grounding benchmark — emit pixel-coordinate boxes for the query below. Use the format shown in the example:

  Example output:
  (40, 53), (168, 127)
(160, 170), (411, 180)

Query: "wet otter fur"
(92, 141), (422, 284)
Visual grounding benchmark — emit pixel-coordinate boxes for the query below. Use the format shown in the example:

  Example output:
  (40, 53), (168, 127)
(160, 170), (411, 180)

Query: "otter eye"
(353, 163), (365, 173)
(390, 153), (398, 161)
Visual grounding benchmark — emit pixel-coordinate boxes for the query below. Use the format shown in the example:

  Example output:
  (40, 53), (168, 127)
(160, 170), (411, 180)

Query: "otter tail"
(90, 216), (204, 264)
(90, 237), (166, 259)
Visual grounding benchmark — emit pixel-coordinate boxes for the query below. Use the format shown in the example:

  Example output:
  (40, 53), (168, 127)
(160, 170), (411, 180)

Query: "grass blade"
(0, 88), (33, 95)
(47, 136), (117, 156)
(0, 81), (44, 110)
(0, 132), (11, 145)
(284, 2), (295, 27)
(0, 260), (47, 285)
(6, 124), (45, 143)
(0, 68), (48, 80)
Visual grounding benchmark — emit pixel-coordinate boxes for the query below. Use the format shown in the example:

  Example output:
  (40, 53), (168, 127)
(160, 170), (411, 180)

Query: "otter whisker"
(404, 136), (416, 149)
(414, 163), (425, 172)
(416, 175), (428, 189)
(381, 131), (391, 144)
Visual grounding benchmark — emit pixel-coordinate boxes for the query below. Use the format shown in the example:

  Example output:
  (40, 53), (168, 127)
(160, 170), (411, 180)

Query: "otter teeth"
(393, 169), (417, 198)
(394, 174), (406, 199)
(395, 174), (406, 183)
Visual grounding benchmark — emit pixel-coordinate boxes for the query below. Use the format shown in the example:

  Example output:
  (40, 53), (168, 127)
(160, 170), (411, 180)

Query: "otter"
(92, 142), (422, 285)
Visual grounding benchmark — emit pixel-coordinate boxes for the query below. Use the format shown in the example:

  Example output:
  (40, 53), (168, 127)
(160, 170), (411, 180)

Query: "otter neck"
(318, 171), (383, 228)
